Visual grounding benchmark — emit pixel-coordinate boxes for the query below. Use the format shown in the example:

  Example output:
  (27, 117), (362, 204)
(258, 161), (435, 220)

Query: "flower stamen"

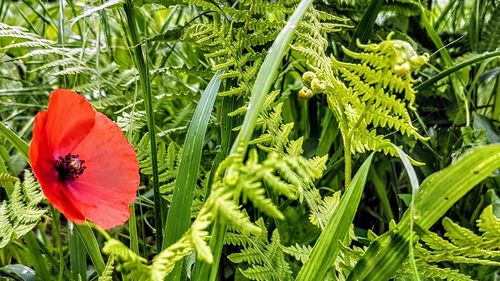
(55, 154), (86, 181)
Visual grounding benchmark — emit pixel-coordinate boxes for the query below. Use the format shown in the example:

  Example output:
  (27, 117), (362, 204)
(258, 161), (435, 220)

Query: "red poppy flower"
(29, 89), (139, 229)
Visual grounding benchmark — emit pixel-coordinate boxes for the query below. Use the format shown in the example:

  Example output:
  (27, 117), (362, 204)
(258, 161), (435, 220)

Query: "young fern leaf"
(306, 189), (341, 229)
(0, 171), (45, 249)
(226, 218), (293, 281)
(102, 239), (150, 280)
(0, 172), (19, 185)
(281, 243), (313, 264)
(293, 6), (428, 160)
(136, 133), (180, 196)
(98, 255), (115, 281)
(102, 196), (213, 279)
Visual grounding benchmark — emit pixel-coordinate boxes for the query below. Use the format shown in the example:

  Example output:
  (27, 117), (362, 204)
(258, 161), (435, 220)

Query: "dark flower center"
(55, 154), (86, 181)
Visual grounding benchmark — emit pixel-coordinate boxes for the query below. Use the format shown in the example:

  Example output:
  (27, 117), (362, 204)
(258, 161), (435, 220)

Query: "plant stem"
(123, 0), (163, 252)
(344, 136), (352, 187)
(50, 206), (64, 281)
(415, 50), (500, 91)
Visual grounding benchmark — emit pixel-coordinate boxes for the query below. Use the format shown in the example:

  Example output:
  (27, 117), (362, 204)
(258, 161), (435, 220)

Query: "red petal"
(30, 109), (86, 223)
(44, 89), (95, 154)
(68, 112), (139, 229)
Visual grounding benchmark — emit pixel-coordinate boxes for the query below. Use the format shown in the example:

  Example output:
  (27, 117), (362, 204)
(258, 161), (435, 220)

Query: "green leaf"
(163, 70), (223, 280)
(76, 224), (106, 275)
(0, 122), (29, 162)
(0, 264), (36, 281)
(70, 0), (123, 27)
(415, 50), (500, 92)
(347, 144), (500, 281)
(296, 153), (374, 280)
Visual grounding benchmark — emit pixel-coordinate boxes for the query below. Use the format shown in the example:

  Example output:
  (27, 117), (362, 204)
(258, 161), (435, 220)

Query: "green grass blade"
(346, 0), (383, 53)
(296, 153), (374, 281)
(197, 2), (314, 280)
(191, 95), (239, 280)
(414, 144), (500, 228)
(395, 147), (421, 281)
(0, 122), (29, 162)
(347, 144), (500, 281)
(69, 224), (87, 280)
(24, 232), (51, 281)
(75, 224), (105, 275)
(419, 3), (469, 125)
(316, 111), (339, 156)
(163, 70), (223, 281)
(230, 0), (314, 155)
(123, 0), (163, 251)
(369, 168), (394, 221)
(416, 49), (500, 91)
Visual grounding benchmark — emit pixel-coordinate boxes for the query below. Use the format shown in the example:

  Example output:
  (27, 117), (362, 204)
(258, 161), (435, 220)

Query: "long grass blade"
(296, 153), (374, 280)
(0, 122), (29, 161)
(347, 144), (500, 280)
(75, 224), (106, 275)
(416, 50), (500, 91)
(163, 70), (223, 281)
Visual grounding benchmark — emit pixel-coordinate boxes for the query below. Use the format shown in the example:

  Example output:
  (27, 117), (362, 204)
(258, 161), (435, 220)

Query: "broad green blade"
(296, 154), (374, 281)
(0, 122), (29, 162)
(163, 70), (223, 281)
(75, 224), (105, 275)
(348, 144), (500, 281)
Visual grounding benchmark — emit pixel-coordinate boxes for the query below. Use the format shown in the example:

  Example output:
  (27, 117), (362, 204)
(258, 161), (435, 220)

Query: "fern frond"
(241, 264), (277, 281)
(0, 172), (19, 185)
(102, 239), (151, 280)
(0, 171), (45, 249)
(98, 255), (115, 281)
(442, 217), (483, 247)
(150, 234), (194, 280)
(294, 9), (428, 158)
(476, 205), (500, 247)
(281, 243), (313, 264)
(308, 190), (341, 229)
(226, 219), (293, 281)
(214, 190), (262, 235)
(397, 261), (473, 281)
(117, 110), (147, 133)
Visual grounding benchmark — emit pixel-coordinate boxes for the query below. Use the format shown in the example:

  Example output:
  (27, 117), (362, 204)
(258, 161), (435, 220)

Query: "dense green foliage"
(0, 0), (499, 280)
